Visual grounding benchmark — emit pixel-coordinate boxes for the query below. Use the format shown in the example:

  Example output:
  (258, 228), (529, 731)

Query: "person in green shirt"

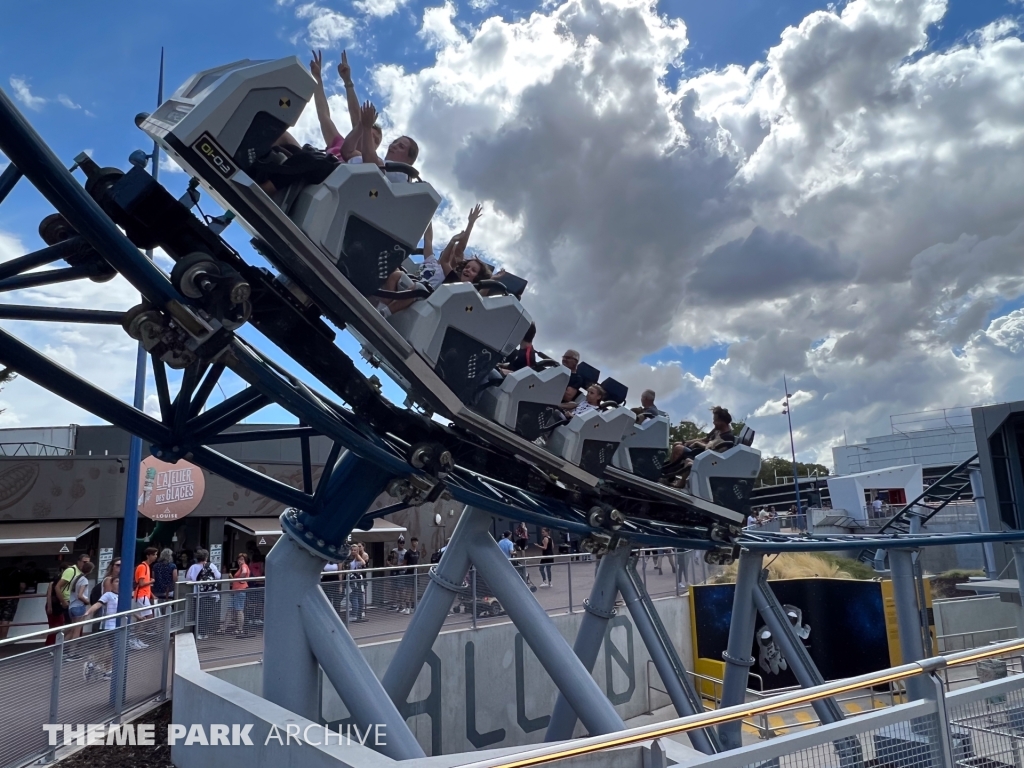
(55, 553), (91, 621)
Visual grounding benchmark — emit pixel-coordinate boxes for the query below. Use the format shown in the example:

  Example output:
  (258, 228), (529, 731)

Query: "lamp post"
(782, 375), (803, 531)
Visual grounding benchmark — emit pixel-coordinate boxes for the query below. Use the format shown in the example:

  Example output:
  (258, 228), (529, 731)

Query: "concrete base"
(206, 594), (694, 755)
(173, 634), (696, 767)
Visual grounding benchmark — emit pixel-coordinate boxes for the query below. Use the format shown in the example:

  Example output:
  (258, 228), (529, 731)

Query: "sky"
(0, 0), (1022, 469)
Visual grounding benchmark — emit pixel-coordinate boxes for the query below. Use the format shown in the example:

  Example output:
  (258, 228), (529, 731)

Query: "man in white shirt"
(185, 549), (222, 640)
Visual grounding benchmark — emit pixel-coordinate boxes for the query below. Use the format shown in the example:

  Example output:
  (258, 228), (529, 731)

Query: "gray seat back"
(611, 415), (670, 480)
(388, 283), (533, 403)
(475, 365), (570, 440)
(545, 407), (636, 476)
(688, 444), (762, 515)
(290, 163), (440, 296)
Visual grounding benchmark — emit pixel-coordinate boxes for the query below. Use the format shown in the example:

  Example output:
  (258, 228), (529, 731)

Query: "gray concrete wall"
(933, 595), (1021, 650)
(209, 594), (693, 757)
(178, 633), (682, 767)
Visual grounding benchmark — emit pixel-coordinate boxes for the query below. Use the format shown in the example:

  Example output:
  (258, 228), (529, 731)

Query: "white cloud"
(158, 154), (185, 174)
(9, 77), (46, 110)
(295, 3), (356, 48)
(0, 229), (146, 428)
(366, 0), (1024, 465)
(354, 0), (410, 19)
(56, 94), (80, 110)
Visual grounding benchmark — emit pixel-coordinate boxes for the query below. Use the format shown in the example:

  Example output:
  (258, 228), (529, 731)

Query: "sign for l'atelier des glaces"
(137, 456), (206, 521)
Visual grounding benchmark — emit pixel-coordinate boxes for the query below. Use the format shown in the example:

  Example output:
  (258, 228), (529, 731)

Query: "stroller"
(452, 569), (506, 617)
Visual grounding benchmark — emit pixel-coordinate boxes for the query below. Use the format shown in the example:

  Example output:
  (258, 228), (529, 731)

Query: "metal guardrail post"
(160, 611), (172, 700)
(675, 550), (681, 597)
(346, 573), (352, 626)
(567, 557), (573, 613)
(929, 673), (955, 768)
(112, 623), (129, 722)
(46, 630), (65, 763)
(471, 566), (478, 630)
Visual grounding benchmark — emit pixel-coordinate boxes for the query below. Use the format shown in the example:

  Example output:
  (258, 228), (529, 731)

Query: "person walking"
(43, 571), (67, 647)
(345, 544), (367, 623)
(402, 538), (421, 614)
(230, 553), (250, 637)
(65, 561), (95, 645)
(538, 528), (554, 588)
(498, 531), (515, 560)
(185, 549), (221, 641)
(133, 548), (158, 624)
(55, 553), (90, 629)
(152, 549), (178, 614)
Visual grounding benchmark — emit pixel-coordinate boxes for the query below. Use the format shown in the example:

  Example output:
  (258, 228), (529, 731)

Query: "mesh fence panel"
(122, 616), (166, 710)
(57, 630), (120, 729)
(737, 712), (944, 768)
(948, 676), (1024, 768)
(192, 588), (264, 667)
(0, 645), (53, 768)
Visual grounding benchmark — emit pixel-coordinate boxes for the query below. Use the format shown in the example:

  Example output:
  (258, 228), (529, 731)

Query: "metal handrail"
(456, 637), (1024, 768)
(0, 597), (186, 648)
(178, 549), (608, 586)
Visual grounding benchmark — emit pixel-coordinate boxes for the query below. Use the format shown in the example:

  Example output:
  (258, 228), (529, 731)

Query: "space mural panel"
(692, 578), (890, 690)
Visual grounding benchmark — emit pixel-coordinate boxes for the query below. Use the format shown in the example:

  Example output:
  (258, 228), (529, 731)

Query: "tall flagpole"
(117, 47), (164, 621)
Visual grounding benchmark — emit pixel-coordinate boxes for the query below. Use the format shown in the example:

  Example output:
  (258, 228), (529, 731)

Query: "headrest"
(738, 425), (755, 446)
(576, 362), (600, 388)
(600, 377), (628, 405)
(492, 271), (528, 299)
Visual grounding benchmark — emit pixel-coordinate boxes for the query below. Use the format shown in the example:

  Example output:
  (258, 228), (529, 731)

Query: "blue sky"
(0, 0), (1021, 462)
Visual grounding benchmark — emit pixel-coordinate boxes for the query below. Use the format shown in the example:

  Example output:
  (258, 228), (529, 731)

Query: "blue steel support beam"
(187, 445), (312, 511)
(203, 426), (320, 445)
(187, 387), (271, 442)
(227, 342), (412, 476)
(0, 86), (184, 310)
(0, 237), (88, 282)
(0, 305), (124, 324)
(0, 162), (21, 205)
(382, 507), (496, 708)
(0, 326), (170, 445)
(283, 451), (397, 559)
(467, 527), (627, 737)
(0, 264), (103, 292)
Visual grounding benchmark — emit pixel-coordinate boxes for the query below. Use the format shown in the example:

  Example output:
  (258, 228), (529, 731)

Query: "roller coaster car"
(386, 283), (533, 404)
(686, 430), (761, 517)
(545, 407), (637, 476)
(473, 363), (570, 441)
(137, 57), (603, 488)
(134, 56), (748, 530)
(611, 415), (670, 481)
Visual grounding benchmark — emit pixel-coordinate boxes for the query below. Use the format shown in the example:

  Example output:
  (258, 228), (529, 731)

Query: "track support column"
(718, 549), (761, 750)
(382, 506), (493, 708)
(889, 547), (930, 701)
(468, 530), (626, 737)
(545, 541), (632, 742)
(301, 587), (425, 759)
(617, 562), (719, 755)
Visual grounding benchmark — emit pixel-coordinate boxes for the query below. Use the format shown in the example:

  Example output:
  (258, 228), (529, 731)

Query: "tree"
(669, 419), (747, 445)
(0, 367), (14, 416)
(756, 455), (829, 487)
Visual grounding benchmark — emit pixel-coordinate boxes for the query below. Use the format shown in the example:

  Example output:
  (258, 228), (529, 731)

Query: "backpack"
(429, 550), (442, 564)
(89, 581), (103, 605)
(196, 563), (218, 593)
